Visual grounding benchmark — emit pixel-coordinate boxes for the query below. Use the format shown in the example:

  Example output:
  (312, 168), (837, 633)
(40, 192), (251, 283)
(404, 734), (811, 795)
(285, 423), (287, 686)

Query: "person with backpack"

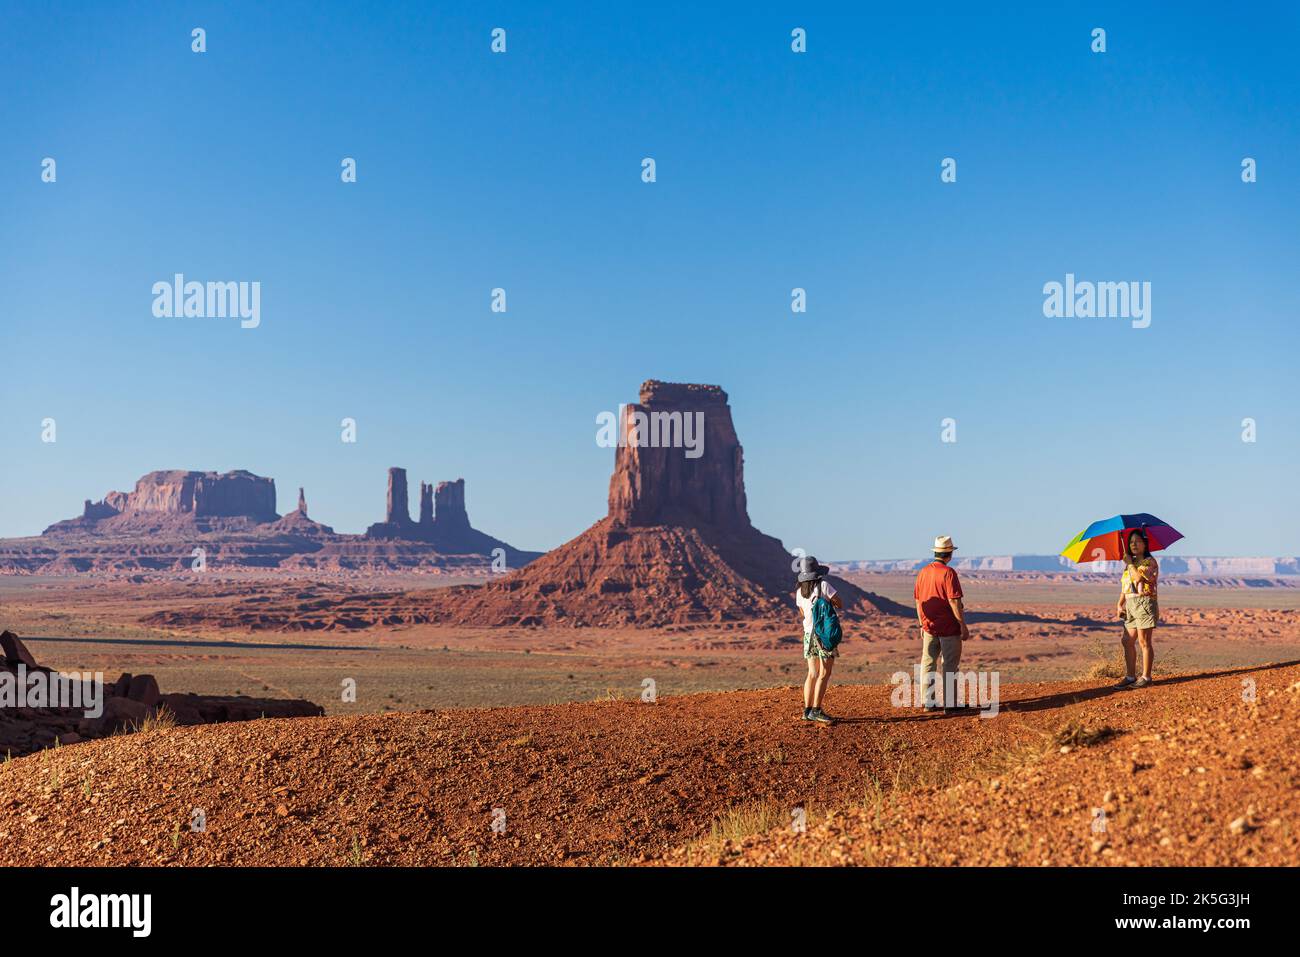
(913, 535), (970, 712)
(795, 555), (844, 724)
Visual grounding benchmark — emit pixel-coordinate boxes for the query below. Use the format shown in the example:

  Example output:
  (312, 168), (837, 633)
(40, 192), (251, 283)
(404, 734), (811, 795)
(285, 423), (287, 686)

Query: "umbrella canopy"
(1061, 513), (1184, 564)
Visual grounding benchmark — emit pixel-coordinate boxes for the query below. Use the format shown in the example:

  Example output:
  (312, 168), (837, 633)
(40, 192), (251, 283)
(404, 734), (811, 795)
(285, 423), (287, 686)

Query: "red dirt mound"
(2, 662), (1294, 866)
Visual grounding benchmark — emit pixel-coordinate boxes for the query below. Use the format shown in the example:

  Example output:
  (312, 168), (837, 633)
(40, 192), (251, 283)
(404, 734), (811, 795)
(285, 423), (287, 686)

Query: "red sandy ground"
(1, 660), (1295, 866)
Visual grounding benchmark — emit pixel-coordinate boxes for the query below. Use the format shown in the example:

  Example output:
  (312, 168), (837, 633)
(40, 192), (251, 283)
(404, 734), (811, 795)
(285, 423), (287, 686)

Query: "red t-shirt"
(913, 560), (964, 636)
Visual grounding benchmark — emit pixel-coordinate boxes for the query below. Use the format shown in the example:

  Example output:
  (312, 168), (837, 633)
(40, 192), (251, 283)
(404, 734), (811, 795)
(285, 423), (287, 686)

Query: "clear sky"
(1, 2), (1296, 559)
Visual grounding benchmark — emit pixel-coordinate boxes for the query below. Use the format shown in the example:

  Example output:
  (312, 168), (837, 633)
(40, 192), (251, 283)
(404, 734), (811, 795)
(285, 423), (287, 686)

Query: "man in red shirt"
(913, 535), (970, 711)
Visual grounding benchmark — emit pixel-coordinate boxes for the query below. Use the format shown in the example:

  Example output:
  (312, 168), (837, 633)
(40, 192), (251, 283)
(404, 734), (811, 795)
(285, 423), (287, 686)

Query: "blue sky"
(1, 2), (1296, 558)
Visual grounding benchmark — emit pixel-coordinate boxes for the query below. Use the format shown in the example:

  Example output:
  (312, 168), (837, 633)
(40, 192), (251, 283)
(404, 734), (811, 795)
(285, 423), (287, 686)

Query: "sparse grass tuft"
(709, 801), (780, 846)
(708, 800), (816, 847)
(130, 705), (179, 734)
(863, 774), (887, 824)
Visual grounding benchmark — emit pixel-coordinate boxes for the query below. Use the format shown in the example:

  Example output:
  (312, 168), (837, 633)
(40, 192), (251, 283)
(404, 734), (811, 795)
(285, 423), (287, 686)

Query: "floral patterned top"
(1121, 556), (1159, 598)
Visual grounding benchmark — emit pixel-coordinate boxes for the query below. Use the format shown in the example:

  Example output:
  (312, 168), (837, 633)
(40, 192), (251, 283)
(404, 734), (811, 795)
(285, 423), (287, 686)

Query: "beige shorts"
(1124, 595), (1159, 630)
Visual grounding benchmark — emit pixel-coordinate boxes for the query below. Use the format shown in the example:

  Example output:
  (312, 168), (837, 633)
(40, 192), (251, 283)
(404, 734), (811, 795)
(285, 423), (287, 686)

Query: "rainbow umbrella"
(1061, 513), (1184, 564)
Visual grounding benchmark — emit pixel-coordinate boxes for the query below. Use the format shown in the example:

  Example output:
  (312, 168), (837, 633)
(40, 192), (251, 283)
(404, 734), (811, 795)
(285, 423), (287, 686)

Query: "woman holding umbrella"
(1061, 513), (1181, 690)
(1116, 528), (1159, 688)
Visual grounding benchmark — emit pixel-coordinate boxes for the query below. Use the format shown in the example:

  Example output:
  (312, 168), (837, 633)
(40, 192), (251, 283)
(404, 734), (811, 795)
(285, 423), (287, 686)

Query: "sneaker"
(802, 707), (815, 721)
(810, 708), (834, 725)
(1114, 675), (1137, 689)
(1132, 676), (1152, 688)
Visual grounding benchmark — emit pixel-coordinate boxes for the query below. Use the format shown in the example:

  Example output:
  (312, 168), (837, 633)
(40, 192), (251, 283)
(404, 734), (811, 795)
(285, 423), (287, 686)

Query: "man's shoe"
(810, 708), (834, 725)
(1132, 676), (1152, 688)
(802, 707), (815, 721)
(1114, 675), (1137, 689)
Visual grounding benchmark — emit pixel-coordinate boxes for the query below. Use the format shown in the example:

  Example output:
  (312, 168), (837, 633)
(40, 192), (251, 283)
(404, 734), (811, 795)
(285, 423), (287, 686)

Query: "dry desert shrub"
(1050, 719), (1117, 749)
(990, 718), (1118, 773)
(1081, 635), (1128, 680)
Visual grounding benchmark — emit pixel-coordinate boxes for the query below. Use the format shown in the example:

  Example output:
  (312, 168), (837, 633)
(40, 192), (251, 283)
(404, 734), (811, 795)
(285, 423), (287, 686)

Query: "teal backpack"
(811, 586), (843, 652)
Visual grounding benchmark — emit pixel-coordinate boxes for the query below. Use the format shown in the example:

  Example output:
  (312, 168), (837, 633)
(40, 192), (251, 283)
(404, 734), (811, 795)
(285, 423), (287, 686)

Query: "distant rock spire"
(386, 468), (410, 525)
(434, 479), (470, 530)
(418, 482), (434, 525)
(297, 487), (307, 515)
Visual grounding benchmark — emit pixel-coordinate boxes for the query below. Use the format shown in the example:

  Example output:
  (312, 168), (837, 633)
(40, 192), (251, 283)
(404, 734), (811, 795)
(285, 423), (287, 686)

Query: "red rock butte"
(401, 380), (906, 627)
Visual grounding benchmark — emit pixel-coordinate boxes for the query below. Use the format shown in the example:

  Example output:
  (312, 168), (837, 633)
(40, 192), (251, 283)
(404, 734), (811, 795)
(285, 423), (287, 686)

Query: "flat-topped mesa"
(435, 479), (470, 531)
(418, 482), (434, 526)
(386, 468), (411, 526)
(607, 380), (750, 530)
(86, 470), (278, 522)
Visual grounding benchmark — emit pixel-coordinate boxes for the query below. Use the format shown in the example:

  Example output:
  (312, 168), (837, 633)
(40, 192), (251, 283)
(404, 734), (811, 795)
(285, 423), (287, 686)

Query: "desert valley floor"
(2, 572), (1297, 713)
(0, 571), (1297, 866)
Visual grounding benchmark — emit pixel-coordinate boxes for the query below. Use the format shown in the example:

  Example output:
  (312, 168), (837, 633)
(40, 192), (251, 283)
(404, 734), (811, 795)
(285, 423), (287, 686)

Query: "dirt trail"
(1, 661), (1295, 866)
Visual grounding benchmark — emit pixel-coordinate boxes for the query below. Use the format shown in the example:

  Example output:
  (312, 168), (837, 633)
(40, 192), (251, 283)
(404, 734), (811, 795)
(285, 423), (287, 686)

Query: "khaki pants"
(920, 631), (962, 707)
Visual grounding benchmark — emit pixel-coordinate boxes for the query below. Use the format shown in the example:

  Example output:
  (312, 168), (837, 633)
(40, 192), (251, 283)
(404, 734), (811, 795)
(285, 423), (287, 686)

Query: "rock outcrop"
(0, 630), (323, 757)
(382, 380), (906, 627)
